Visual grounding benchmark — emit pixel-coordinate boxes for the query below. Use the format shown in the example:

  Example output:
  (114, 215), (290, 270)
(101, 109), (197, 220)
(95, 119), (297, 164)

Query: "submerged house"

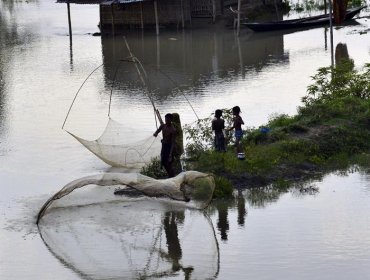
(58, 0), (282, 33)
(99, 0), (193, 30)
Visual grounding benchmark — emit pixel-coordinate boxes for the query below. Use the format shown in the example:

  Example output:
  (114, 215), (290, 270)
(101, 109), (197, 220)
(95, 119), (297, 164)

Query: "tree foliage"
(303, 62), (370, 106)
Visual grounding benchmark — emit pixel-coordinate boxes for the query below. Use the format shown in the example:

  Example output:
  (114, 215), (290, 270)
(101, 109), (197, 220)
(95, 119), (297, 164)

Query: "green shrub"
(268, 114), (296, 128)
(273, 178), (290, 191)
(213, 176), (234, 198)
(183, 62), (370, 189)
(140, 157), (168, 179)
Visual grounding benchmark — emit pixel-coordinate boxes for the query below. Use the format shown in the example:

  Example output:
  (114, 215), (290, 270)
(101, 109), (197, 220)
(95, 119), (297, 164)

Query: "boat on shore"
(243, 6), (365, 32)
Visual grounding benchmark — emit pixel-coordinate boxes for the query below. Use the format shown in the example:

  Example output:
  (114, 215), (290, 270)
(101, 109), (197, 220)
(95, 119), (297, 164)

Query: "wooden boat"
(243, 6), (365, 32)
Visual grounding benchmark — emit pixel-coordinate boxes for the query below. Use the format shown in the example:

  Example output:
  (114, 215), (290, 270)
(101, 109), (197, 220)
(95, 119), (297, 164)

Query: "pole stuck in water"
(154, 0), (159, 35)
(237, 0), (241, 36)
(67, 1), (72, 43)
(328, 0), (334, 67)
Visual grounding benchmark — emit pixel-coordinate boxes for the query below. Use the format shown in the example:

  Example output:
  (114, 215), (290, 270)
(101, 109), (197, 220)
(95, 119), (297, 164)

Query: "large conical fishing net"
(37, 171), (218, 279)
(62, 38), (198, 169)
(67, 119), (162, 169)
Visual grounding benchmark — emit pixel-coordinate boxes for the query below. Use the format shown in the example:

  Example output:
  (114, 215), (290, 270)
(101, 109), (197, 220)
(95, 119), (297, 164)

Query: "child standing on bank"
(228, 106), (244, 155)
(153, 113), (176, 178)
(212, 109), (226, 152)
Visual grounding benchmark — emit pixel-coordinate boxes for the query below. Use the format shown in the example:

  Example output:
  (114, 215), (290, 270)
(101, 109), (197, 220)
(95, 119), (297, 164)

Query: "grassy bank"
(142, 62), (370, 197)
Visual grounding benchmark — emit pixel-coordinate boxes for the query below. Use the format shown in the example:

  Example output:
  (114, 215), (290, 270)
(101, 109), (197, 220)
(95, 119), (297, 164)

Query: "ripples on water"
(0, 0), (370, 279)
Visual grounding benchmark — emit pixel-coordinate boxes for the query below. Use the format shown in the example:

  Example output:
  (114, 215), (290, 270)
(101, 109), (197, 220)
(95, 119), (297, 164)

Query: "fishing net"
(67, 118), (163, 169)
(62, 38), (199, 169)
(37, 171), (218, 279)
(45, 40), (217, 278)
(37, 171), (215, 222)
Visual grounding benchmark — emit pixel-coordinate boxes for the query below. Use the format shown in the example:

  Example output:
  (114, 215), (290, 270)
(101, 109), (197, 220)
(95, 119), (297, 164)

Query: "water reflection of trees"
(100, 30), (288, 101)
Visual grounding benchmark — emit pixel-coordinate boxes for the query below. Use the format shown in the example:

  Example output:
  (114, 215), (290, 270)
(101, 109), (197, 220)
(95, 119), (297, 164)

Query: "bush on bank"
(142, 62), (370, 198)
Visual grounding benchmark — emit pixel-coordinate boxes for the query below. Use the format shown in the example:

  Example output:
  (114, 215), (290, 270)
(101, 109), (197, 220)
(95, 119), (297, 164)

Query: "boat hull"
(243, 6), (365, 32)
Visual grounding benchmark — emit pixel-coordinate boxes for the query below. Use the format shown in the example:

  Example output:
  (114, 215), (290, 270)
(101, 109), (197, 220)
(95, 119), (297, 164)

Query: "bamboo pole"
(274, 0), (280, 20)
(188, 0), (192, 27)
(67, 2), (72, 43)
(154, 0), (159, 35)
(123, 38), (158, 117)
(329, 0), (334, 67)
(181, 0), (185, 29)
(99, 4), (103, 30)
(69, 39), (73, 70)
(156, 35), (160, 68)
(237, 0), (241, 36)
(140, 2), (144, 29)
(236, 35), (244, 78)
(110, 3), (115, 36)
(212, 0), (216, 23)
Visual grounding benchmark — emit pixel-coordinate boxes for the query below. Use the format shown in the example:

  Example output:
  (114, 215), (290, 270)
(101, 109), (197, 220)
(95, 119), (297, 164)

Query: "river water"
(1, 0), (370, 279)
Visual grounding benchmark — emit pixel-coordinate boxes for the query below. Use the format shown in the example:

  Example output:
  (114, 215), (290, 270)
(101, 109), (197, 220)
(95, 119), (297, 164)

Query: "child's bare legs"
(235, 139), (242, 154)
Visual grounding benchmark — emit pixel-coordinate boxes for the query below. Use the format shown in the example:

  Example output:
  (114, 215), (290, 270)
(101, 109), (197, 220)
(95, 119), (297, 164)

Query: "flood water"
(1, 0), (370, 279)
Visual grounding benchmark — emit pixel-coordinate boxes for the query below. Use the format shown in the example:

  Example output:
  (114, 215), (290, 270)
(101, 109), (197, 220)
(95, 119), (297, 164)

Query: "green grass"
(142, 62), (370, 198)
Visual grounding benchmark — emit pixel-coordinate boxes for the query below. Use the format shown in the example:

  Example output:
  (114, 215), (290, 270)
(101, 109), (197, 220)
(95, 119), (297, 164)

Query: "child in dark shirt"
(212, 109), (226, 152)
(154, 113), (176, 177)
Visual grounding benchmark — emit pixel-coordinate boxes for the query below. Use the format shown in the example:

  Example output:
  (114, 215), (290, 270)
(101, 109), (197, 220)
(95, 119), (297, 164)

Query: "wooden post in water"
(110, 3), (115, 36)
(188, 0), (192, 27)
(236, 35), (244, 78)
(237, 0), (241, 36)
(212, 0), (216, 23)
(324, 0), (328, 14)
(181, 0), (185, 29)
(154, 0), (159, 35)
(328, 0), (334, 67)
(156, 34), (160, 68)
(140, 2), (144, 29)
(99, 4), (103, 30)
(67, 2), (72, 43)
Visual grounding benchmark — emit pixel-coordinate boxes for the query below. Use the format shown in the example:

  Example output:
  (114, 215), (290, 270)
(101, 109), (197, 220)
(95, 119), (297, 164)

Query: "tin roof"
(118, 0), (147, 3)
(57, 0), (147, 4)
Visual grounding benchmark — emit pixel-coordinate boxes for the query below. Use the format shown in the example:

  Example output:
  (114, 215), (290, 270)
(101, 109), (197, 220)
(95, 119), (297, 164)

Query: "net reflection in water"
(37, 172), (218, 279)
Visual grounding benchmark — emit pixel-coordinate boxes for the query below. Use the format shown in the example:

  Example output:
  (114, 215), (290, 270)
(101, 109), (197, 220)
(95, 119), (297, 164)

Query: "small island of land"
(142, 61), (370, 198)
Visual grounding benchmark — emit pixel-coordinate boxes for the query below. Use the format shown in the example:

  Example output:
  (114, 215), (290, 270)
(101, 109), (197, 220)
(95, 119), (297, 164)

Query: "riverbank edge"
(184, 63), (370, 196)
(142, 63), (370, 197)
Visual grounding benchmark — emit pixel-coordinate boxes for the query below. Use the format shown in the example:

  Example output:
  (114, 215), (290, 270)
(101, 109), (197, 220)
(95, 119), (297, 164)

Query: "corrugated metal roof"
(117, 0), (146, 3)
(100, 0), (115, 5)
(57, 0), (146, 4)
(57, 0), (105, 4)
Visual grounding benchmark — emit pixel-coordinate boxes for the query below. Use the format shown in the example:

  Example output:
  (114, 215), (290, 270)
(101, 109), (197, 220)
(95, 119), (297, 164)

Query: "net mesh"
(68, 118), (162, 168)
(39, 202), (219, 279)
(37, 171), (218, 279)
(37, 171), (215, 223)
